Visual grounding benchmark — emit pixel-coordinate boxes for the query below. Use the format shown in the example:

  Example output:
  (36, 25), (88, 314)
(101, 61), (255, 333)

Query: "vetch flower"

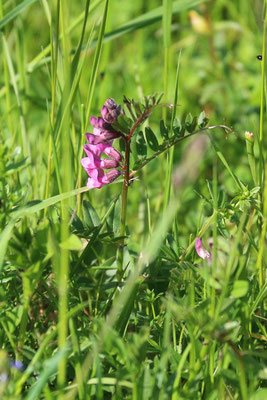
(101, 98), (122, 123)
(86, 129), (120, 144)
(195, 237), (212, 264)
(82, 98), (123, 189)
(0, 372), (7, 383)
(85, 168), (121, 189)
(83, 146), (119, 169)
(10, 360), (23, 371)
(84, 136), (122, 162)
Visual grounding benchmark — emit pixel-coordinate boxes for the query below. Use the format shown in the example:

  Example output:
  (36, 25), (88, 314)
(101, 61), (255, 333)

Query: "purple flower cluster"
(82, 98), (123, 189)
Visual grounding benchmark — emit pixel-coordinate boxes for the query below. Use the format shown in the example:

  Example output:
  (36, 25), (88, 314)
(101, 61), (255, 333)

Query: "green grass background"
(0, 0), (266, 399)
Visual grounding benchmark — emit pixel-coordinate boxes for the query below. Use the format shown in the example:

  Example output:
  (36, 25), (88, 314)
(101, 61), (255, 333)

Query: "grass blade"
(0, 0), (37, 30)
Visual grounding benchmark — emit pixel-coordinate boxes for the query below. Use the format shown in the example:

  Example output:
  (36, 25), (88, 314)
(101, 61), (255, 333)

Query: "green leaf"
(185, 114), (197, 133)
(160, 120), (169, 139)
(173, 117), (185, 137)
(83, 200), (101, 228)
(231, 280), (249, 298)
(198, 111), (209, 128)
(5, 157), (29, 174)
(2, 306), (23, 333)
(185, 113), (193, 125)
(145, 127), (159, 151)
(136, 132), (147, 157)
(114, 275), (145, 336)
(60, 234), (83, 251)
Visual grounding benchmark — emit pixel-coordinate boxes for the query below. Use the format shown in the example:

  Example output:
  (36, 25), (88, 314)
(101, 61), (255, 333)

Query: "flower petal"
(195, 237), (211, 260)
(87, 177), (104, 189)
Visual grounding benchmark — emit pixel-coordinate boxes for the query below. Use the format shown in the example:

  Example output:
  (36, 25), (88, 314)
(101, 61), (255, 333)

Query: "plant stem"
(259, 5), (266, 149)
(45, 0), (60, 201)
(118, 139), (130, 276)
(130, 124), (231, 179)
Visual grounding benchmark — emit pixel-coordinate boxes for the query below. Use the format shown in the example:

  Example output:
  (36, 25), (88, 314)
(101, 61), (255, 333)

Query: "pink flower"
(195, 237), (212, 264)
(81, 154), (118, 170)
(86, 129), (120, 144)
(85, 168), (122, 189)
(84, 135), (122, 162)
(81, 99), (123, 190)
(90, 116), (109, 129)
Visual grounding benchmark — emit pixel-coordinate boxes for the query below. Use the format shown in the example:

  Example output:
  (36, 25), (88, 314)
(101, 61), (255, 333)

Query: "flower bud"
(104, 98), (118, 110)
(103, 146), (122, 162)
(99, 158), (119, 169)
(101, 99), (121, 123)
(244, 131), (254, 143)
(101, 106), (119, 123)
(102, 169), (121, 184)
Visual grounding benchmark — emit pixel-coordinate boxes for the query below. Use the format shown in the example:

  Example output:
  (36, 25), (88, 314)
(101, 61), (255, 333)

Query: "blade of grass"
(25, 348), (69, 400)
(256, 162), (267, 288)
(2, 35), (31, 162)
(57, 0), (72, 394)
(45, 0), (61, 198)
(77, 0), (110, 216)
(0, 0), (37, 30)
(172, 343), (192, 399)
(259, 5), (266, 189)
(163, 50), (182, 210)
(162, 0), (173, 211)
(209, 133), (244, 191)
(0, 1), (13, 137)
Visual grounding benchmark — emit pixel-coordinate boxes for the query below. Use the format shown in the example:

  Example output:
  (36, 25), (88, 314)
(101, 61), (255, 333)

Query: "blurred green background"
(0, 0), (265, 234)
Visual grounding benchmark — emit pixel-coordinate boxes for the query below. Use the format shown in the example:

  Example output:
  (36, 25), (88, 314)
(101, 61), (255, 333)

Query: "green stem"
(210, 159), (218, 319)
(57, 1), (71, 395)
(45, 0), (60, 200)
(259, 4), (266, 213)
(256, 162), (267, 288)
(77, 0), (109, 217)
(118, 139), (130, 276)
(163, 50), (181, 211)
(259, 5), (266, 146)
(130, 124), (231, 179)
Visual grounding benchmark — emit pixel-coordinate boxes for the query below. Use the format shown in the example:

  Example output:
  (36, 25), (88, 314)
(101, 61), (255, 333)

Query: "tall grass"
(0, 0), (266, 399)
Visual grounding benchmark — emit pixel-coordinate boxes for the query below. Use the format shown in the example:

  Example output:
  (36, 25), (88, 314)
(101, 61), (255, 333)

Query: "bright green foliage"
(0, 0), (266, 399)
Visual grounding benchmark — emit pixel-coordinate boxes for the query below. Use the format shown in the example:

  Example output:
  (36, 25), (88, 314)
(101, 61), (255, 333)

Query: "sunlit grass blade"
(163, 50), (182, 210)
(77, 0), (110, 216)
(2, 35), (31, 162)
(0, 0), (37, 30)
